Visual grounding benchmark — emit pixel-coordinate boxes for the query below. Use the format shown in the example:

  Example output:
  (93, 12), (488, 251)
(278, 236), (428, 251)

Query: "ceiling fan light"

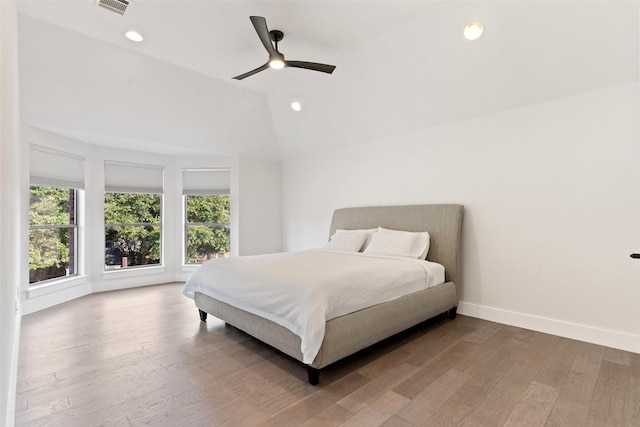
(464, 22), (483, 40)
(269, 58), (285, 69)
(269, 51), (286, 70)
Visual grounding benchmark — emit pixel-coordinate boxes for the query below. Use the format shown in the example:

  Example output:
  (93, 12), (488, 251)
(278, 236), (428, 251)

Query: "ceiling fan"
(232, 16), (336, 80)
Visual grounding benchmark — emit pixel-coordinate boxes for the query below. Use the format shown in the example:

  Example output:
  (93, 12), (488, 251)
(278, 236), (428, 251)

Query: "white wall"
(235, 156), (283, 256)
(0, 2), (26, 425)
(282, 82), (640, 353)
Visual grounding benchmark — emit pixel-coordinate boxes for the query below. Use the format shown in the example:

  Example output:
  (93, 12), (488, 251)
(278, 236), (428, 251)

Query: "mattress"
(183, 249), (445, 363)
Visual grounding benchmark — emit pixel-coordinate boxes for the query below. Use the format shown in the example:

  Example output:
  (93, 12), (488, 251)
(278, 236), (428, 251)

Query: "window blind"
(104, 160), (164, 194)
(30, 144), (85, 189)
(182, 168), (230, 195)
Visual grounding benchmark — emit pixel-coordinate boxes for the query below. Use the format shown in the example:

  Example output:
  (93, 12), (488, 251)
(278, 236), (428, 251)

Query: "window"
(183, 169), (230, 264)
(104, 193), (161, 269)
(185, 195), (230, 263)
(29, 186), (78, 283)
(104, 161), (163, 270)
(29, 145), (84, 285)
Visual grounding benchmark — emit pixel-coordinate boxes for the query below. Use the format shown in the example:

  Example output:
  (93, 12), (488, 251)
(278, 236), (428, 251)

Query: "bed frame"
(194, 204), (464, 385)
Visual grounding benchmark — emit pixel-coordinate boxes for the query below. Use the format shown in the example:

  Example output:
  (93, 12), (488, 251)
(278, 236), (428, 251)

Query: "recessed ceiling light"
(464, 22), (483, 41)
(290, 101), (302, 112)
(125, 31), (143, 42)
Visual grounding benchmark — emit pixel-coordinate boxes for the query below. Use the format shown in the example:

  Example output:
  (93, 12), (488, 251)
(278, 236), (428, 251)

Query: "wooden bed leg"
(198, 309), (207, 322)
(307, 366), (320, 385)
(448, 306), (457, 319)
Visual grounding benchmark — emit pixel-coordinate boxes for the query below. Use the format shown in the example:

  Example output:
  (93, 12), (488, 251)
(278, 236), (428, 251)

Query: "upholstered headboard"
(329, 204), (464, 286)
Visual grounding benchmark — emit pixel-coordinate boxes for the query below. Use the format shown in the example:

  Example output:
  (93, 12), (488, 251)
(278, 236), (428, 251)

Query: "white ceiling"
(17, 0), (427, 93)
(16, 0), (640, 160)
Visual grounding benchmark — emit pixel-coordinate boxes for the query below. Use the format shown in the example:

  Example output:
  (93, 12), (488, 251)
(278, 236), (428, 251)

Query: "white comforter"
(183, 250), (445, 364)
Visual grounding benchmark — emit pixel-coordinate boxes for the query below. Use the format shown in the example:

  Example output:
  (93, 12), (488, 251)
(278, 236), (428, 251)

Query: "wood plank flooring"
(15, 283), (640, 426)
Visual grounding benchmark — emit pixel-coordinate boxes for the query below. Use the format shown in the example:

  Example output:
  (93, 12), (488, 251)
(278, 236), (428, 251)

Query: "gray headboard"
(329, 204), (464, 286)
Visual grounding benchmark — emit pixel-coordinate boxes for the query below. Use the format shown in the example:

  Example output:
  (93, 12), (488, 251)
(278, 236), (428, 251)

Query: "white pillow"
(340, 228), (377, 250)
(325, 229), (370, 252)
(364, 227), (430, 259)
(378, 227), (430, 259)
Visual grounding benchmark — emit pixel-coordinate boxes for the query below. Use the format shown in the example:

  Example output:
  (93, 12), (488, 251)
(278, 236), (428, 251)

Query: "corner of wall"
(1, 2), (24, 424)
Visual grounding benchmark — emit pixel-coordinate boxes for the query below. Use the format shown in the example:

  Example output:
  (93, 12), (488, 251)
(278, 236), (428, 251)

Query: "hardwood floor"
(15, 283), (640, 426)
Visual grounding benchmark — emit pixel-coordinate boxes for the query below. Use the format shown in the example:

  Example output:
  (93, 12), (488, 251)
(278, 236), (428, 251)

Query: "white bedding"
(183, 249), (445, 364)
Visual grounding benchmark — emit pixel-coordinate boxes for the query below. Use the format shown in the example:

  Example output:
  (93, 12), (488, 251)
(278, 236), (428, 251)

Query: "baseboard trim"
(458, 301), (640, 354)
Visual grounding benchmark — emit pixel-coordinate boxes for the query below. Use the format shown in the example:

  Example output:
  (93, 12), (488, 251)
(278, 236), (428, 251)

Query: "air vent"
(97, 0), (130, 15)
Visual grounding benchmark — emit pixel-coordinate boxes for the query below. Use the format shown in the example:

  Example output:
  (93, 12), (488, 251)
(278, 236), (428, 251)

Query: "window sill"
(103, 265), (166, 280)
(28, 275), (88, 298)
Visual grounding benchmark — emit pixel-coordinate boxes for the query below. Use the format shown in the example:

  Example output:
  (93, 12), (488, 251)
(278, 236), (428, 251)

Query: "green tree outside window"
(185, 195), (230, 263)
(29, 186), (77, 283)
(104, 193), (161, 269)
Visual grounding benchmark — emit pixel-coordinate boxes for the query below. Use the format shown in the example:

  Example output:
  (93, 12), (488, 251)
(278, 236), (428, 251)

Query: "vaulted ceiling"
(16, 1), (639, 160)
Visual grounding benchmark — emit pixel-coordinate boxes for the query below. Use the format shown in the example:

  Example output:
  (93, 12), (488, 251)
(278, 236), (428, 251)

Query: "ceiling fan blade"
(232, 62), (270, 80)
(286, 61), (336, 74)
(249, 16), (276, 55)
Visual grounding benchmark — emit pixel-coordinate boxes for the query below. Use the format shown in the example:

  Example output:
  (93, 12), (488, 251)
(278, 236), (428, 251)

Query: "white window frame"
(28, 186), (80, 285)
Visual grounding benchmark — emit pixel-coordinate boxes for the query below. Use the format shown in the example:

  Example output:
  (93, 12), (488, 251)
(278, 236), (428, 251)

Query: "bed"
(184, 204), (464, 385)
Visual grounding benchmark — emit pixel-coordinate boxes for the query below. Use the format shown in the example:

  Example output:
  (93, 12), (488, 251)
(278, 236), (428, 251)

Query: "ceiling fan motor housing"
(269, 30), (284, 43)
